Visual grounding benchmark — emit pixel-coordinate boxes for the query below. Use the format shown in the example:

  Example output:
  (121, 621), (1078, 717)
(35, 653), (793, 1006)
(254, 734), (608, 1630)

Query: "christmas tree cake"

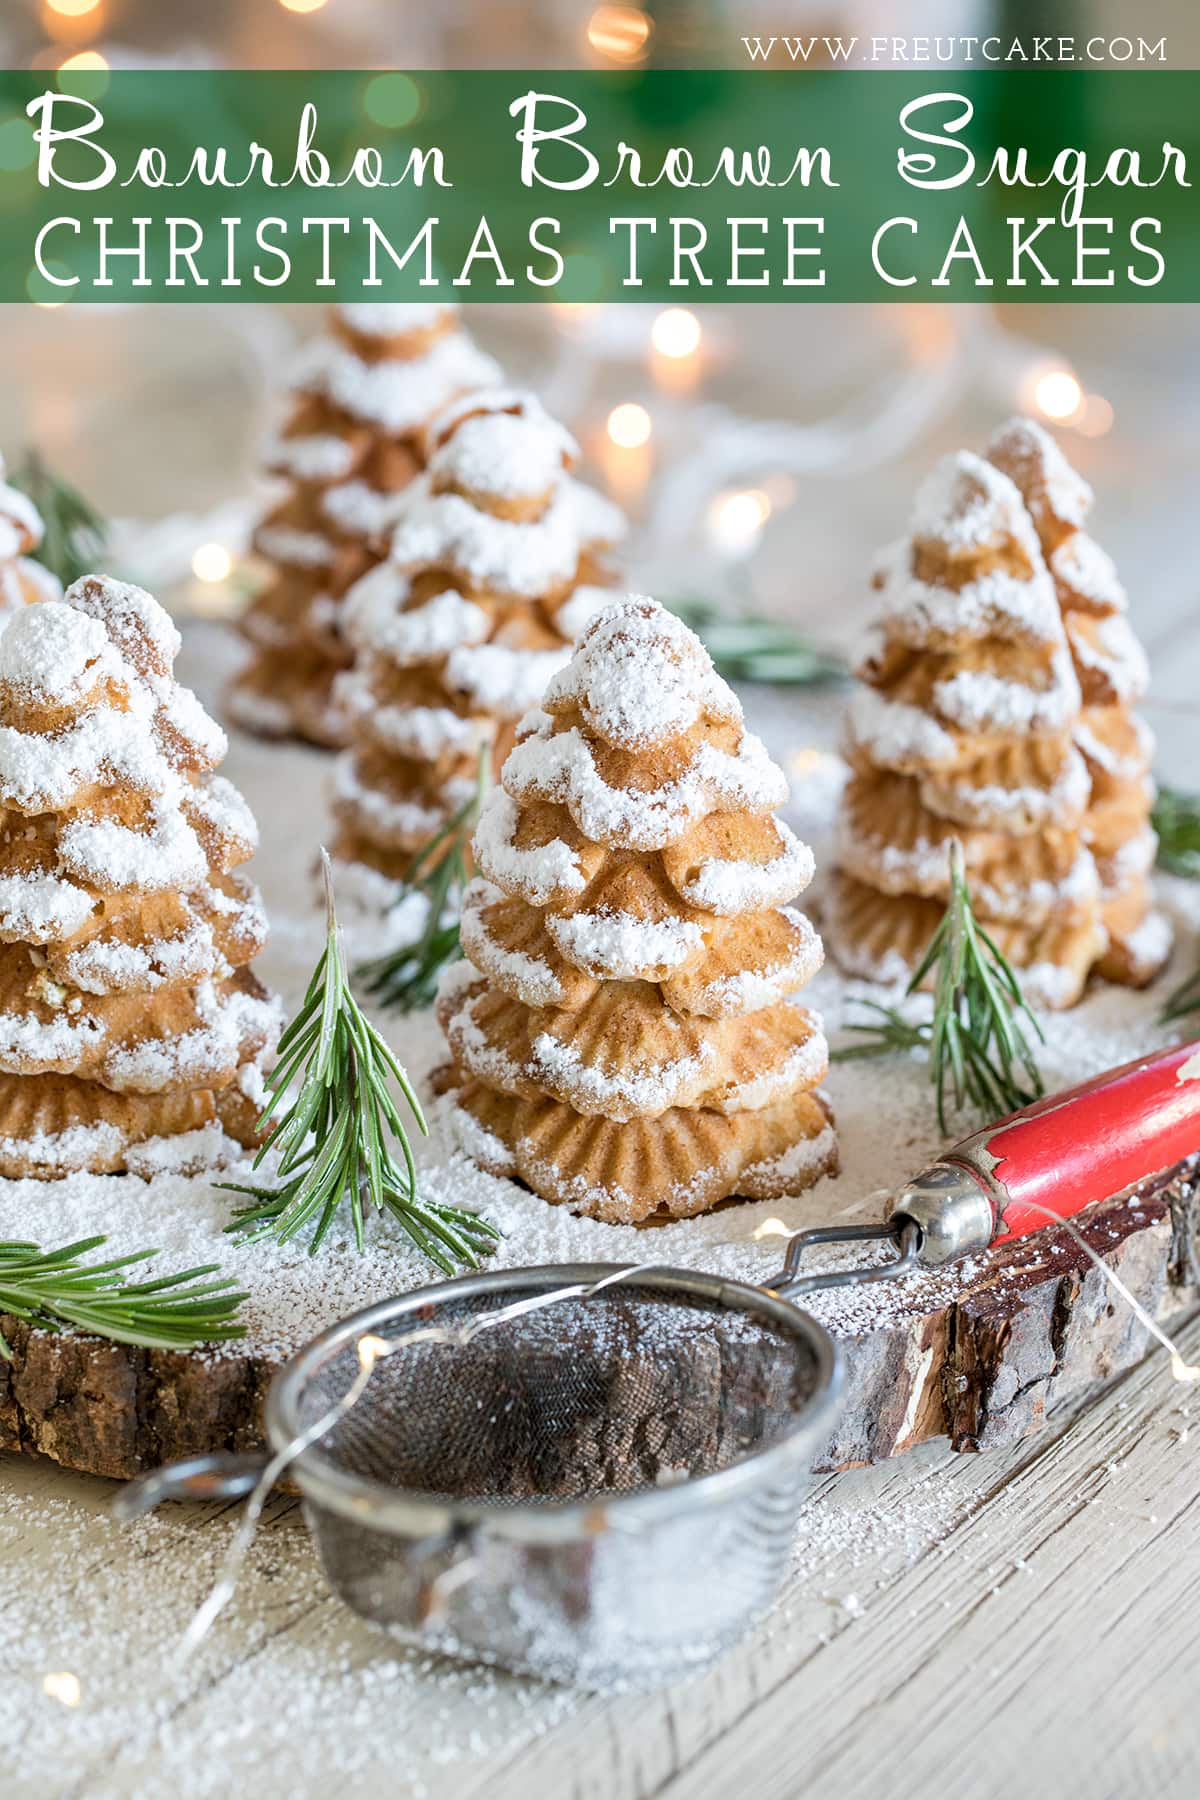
(0, 576), (278, 1177)
(436, 596), (835, 1224)
(829, 449), (1104, 1009)
(985, 416), (1169, 986)
(333, 387), (625, 915)
(229, 303), (499, 747)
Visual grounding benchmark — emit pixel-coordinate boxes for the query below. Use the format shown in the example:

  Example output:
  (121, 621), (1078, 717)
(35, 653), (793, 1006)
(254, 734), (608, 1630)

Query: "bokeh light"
(362, 73), (421, 128)
(606, 402), (653, 449)
(1032, 368), (1083, 422)
(586, 5), (652, 62)
(651, 308), (702, 359)
(192, 543), (234, 584)
(707, 488), (771, 556)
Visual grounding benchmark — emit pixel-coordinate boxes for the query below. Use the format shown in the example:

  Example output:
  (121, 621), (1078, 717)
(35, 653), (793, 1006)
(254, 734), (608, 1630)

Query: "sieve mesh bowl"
(268, 1265), (842, 1689)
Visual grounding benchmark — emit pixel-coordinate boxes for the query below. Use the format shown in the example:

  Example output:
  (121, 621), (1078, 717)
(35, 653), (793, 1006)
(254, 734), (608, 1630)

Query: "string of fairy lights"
(169, 298), (1116, 621)
(26, 2), (664, 70)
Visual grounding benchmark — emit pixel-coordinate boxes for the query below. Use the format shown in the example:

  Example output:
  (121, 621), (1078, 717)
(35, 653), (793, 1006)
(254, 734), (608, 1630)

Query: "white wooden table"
(2, 302), (1199, 1798)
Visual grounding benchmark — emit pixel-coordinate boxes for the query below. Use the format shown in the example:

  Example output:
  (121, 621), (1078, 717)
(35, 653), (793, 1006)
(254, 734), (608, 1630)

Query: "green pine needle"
(8, 450), (107, 590)
(664, 595), (845, 687)
(355, 751), (488, 1014)
(1153, 784), (1200, 880)
(832, 841), (1045, 1134)
(0, 1237), (246, 1360)
(1162, 965), (1200, 1024)
(1152, 785), (1200, 1021)
(220, 852), (498, 1269)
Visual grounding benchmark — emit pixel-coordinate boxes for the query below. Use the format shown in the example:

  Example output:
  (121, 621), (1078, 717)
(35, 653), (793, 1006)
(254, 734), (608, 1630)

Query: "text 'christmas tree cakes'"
(229, 302), (500, 748)
(829, 447), (1105, 1009)
(0, 456), (62, 617)
(436, 596), (836, 1224)
(333, 386), (625, 917)
(985, 416), (1169, 987)
(0, 575), (280, 1179)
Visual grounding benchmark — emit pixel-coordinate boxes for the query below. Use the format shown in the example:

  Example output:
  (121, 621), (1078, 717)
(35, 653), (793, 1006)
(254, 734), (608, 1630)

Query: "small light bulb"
(44, 0), (102, 16)
(1033, 368), (1083, 422)
(651, 308), (702, 360)
(707, 488), (771, 556)
(278, 0), (329, 13)
(191, 543), (233, 584)
(607, 402), (652, 449)
(357, 1333), (390, 1372)
(43, 1672), (82, 1707)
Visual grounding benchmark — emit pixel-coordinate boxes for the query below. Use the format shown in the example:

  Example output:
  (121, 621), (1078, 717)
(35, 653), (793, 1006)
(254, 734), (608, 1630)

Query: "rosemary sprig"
(1162, 961), (1200, 1024)
(0, 1237), (246, 1359)
(1153, 784), (1200, 880)
(665, 595), (845, 686)
(9, 450), (107, 589)
(832, 841), (1045, 1133)
(355, 750), (488, 1013)
(221, 853), (498, 1269)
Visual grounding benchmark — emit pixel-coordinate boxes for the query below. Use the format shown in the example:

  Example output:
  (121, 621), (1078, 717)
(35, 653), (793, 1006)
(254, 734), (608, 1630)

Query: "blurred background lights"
(362, 73), (421, 128)
(0, 118), (36, 172)
(586, 5), (652, 62)
(651, 308), (702, 360)
(58, 49), (108, 72)
(26, 261), (72, 303)
(43, 0), (102, 16)
(707, 488), (771, 557)
(277, 0), (329, 14)
(1031, 367), (1084, 422)
(606, 402), (652, 449)
(191, 543), (234, 583)
(1078, 393), (1115, 438)
(42, 1672), (82, 1707)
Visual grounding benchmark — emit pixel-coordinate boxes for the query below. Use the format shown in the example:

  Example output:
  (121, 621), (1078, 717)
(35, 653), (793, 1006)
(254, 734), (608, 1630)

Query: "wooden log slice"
(1, 1159), (1196, 1483)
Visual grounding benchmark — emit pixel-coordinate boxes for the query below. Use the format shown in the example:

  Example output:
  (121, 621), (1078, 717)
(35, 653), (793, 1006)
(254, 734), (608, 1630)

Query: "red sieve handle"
(889, 1040), (1200, 1264)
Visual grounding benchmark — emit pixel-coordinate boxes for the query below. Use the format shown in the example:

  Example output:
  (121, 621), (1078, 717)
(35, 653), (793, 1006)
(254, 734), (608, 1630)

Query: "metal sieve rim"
(264, 1262), (843, 1544)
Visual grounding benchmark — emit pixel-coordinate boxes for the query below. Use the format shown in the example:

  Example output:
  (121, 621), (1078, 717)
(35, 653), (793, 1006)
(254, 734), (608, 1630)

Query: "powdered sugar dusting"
(546, 907), (703, 980)
(932, 642), (1081, 736)
(335, 300), (456, 337)
(679, 821), (814, 914)
(504, 715), (788, 852)
(912, 451), (1040, 560)
(342, 573), (489, 664)
(299, 329), (501, 435)
(0, 601), (114, 702)
(385, 474), (623, 598)
(474, 790), (586, 903)
(845, 687), (958, 770)
(545, 597), (739, 749)
(430, 405), (577, 502)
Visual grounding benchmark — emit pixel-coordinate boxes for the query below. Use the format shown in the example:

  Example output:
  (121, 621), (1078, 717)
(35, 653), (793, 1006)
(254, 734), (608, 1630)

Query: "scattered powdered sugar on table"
(0, 1481), (584, 1798)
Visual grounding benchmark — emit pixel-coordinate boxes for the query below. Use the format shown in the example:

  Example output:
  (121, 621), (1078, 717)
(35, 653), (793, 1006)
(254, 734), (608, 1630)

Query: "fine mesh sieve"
(268, 1265), (842, 1688)
(115, 1042), (1200, 1688)
(116, 1260), (843, 1689)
